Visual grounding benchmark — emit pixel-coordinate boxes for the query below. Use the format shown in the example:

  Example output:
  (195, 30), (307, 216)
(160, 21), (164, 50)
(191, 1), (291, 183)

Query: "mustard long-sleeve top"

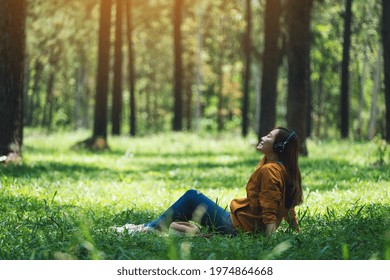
(230, 159), (297, 233)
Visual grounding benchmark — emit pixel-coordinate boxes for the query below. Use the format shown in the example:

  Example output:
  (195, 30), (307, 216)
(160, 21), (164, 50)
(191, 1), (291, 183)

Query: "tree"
(241, 0), (252, 137)
(216, 0), (227, 132)
(368, 45), (382, 139)
(382, 0), (390, 142)
(112, 0), (124, 135)
(42, 42), (62, 130)
(173, 0), (183, 131)
(340, 0), (353, 138)
(286, 0), (313, 155)
(126, 0), (136, 136)
(258, 0), (282, 140)
(0, 0), (26, 161)
(194, 1), (205, 133)
(90, 0), (112, 148)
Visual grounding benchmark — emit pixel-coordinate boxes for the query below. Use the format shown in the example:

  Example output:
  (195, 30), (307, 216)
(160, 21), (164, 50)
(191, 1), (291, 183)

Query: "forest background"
(1, 0), (390, 155)
(1, 0), (390, 261)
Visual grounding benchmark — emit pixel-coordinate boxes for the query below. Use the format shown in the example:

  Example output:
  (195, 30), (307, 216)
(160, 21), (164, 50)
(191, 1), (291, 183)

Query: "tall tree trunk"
(74, 64), (88, 130)
(42, 70), (56, 130)
(126, 0), (136, 136)
(153, 84), (159, 131)
(217, 0), (226, 132)
(0, 0), (26, 160)
(146, 78), (152, 131)
(217, 58), (224, 132)
(356, 33), (368, 138)
(42, 44), (61, 131)
(112, 0), (123, 135)
(258, 0), (282, 140)
(28, 59), (43, 126)
(23, 58), (30, 127)
(286, 0), (313, 156)
(241, 0), (252, 137)
(340, 0), (353, 138)
(173, 0), (183, 131)
(306, 35), (312, 138)
(92, 0), (112, 147)
(184, 62), (193, 131)
(315, 63), (325, 138)
(368, 45), (382, 140)
(194, 2), (204, 133)
(74, 67), (82, 130)
(382, 0), (390, 142)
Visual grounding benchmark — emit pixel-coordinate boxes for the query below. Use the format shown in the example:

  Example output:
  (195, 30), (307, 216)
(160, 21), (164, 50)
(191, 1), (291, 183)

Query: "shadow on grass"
(300, 158), (390, 191)
(0, 162), (131, 182)
(1, 148), (388, 193)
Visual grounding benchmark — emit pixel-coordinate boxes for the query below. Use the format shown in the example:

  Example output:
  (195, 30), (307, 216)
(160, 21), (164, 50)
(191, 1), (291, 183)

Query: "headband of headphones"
(273, 130), (297, 154)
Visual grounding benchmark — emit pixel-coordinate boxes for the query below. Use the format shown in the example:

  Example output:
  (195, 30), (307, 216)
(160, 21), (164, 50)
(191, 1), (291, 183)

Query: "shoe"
(111, 224), (154, 234)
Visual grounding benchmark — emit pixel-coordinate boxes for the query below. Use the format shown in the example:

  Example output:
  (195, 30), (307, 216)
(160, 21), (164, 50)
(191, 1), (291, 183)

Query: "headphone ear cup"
(273, 143), (284, 154)
(273, 130), (296, 154)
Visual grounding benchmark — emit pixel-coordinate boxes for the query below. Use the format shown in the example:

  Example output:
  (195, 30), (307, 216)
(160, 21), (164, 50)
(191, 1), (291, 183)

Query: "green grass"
(1, 130), (389, 260)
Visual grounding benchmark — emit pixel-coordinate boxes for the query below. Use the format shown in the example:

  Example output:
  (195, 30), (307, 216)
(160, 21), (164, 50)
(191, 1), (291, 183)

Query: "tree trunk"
(340, 0), (353, 139)
(173, 0), (183, 131)
(126, 0), (136, 136)
(23, 58), (30, 127)
(217, 59), (224, 132)
(42, 70), (56, 130)
(184, 63), (193, 131)
(112, 0), (123, 135)
(74, 64), (88, 130)
(241, 0), (252, 137)
(0, 0), (26, 161)
(28, 59), (43, 126)
(356, 33), (368, 138)
(286, 0), (313, 156)
(91, 0), (112, 148)
(382, 0), (390, 142)
(217, 0), (226, 132)
(368, 45), (382, 140)
(194, 2), (204, 133)
(258, 0), (282, 140)
(315, 63), (325, 138)
(306, 35), (312, 138)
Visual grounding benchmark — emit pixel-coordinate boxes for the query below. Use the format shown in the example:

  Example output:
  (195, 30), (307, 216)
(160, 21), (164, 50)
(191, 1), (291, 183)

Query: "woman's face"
(257, 129), (280, 154)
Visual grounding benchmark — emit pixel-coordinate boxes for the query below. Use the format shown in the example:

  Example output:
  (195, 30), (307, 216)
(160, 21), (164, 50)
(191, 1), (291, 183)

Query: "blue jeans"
(144, 189), (236, 235)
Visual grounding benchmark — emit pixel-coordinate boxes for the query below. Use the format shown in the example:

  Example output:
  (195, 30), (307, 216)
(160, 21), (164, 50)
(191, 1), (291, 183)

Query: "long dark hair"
(274, 127), (303, 208)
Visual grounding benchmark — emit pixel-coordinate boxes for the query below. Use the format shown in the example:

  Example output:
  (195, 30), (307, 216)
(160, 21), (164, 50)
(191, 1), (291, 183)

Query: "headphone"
(273, 131), (297, 154)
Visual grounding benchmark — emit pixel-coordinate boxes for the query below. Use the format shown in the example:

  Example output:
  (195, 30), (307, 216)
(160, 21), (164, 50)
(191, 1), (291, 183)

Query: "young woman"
(114, 127), (303, 236)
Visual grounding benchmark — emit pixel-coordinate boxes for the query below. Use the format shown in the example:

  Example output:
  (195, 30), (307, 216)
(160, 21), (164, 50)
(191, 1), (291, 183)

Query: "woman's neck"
(265, 153), (279, 162)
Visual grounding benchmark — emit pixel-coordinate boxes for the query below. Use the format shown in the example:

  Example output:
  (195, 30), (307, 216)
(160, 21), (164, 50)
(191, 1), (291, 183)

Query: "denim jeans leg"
(144, 189), (235, 234)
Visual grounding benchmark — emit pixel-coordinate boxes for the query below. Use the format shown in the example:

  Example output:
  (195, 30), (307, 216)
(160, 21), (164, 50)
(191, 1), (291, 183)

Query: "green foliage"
(0, 131), (389, 259)
(23, 0), (387, 137)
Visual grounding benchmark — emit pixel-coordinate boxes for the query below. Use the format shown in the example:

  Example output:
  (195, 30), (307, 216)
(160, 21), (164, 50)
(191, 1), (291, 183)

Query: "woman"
(114, 127), (302, 236)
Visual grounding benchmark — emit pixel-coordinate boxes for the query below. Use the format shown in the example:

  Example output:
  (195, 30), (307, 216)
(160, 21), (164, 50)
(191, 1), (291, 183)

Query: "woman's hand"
(265, 222), (276, 237)
(264, 223), (277, 244)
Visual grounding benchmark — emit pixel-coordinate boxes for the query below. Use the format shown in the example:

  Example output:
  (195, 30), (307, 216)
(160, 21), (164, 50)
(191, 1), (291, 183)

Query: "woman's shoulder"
(260, 161), (285, 171)
(258, 161), (286, 179)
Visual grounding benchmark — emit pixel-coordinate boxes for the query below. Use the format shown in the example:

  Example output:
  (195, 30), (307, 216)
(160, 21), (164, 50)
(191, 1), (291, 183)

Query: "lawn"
(0, 130), (389, 260)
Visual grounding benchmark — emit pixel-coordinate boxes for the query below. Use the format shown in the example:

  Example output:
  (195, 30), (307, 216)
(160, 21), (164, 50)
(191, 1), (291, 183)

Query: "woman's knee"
(184, 189), (201, 197)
